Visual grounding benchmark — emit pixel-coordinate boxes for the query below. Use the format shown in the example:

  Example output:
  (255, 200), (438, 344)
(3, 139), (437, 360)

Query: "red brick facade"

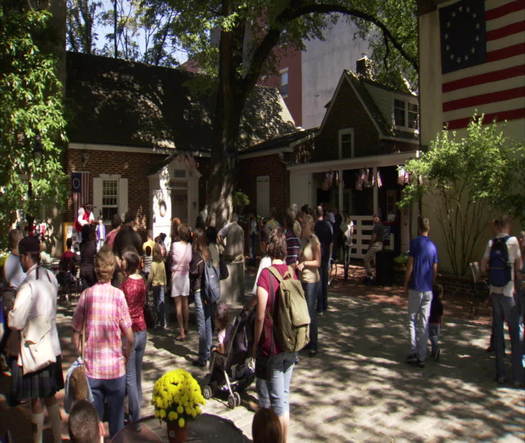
(66, 148), (167, 223)
(238, 154), (289, 215)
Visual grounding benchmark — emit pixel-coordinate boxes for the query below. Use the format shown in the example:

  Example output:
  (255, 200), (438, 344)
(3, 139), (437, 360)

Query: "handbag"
(219, 254), (229, 280)
(19, 314), (56, 375)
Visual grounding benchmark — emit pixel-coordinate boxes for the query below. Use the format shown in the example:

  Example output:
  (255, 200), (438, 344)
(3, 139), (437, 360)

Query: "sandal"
(175, 335), (186, 341)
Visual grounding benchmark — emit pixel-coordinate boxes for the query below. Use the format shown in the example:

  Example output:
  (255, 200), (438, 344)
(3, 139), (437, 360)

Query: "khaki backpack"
(268, 266), (310, 352)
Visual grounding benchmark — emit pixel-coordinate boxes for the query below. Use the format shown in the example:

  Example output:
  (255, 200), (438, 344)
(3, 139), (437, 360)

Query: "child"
(429, 284), (444, 361)
(143, 245), (153, 281)
(121, 251), (147, 423)
(69, 399), (103, 443)
(214, 303), (231, 354)
(149, 244), (167, 329)
(252, 408), (283, 443)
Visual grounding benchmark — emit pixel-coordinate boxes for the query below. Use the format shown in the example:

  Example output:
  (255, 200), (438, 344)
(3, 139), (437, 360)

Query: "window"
(394, 99), (406, 127)
(408, 103), (419, 129)
(338, 128), (354, 159)
(394, 99), (419, 130)
(279, 69), (289, 97)
(102, 179), (118, 222)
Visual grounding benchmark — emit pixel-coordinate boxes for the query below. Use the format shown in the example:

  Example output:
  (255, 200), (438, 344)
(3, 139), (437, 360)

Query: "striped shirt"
(285, 229), (300, 266)
(72, 282), (132, 379)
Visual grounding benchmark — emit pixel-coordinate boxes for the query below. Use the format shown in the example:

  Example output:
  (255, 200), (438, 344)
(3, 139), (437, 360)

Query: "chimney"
(356, 56), (373, 79)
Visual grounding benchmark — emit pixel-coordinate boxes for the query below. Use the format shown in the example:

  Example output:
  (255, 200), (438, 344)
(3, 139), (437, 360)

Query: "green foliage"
(0, 5), (68, 243)
(400, 116), (525, 275)
(351, 0), (418, 91)
(233, 190), (250, 212)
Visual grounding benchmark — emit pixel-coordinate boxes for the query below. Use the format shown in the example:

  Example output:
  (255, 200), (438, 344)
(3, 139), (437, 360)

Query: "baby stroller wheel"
(234, 392), (241, 407)
(227, 394), (236, 409)
(203, 385), (213, 400)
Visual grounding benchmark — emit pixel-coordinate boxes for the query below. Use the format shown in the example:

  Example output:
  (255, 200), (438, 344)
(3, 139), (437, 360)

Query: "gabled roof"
(319, 70), (419, 142)
(65, 52), (296, 152)
(241, 127), (317, 156)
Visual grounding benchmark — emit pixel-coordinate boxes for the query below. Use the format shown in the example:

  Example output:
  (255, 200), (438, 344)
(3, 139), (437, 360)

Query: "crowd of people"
(0, 205), (524, 443)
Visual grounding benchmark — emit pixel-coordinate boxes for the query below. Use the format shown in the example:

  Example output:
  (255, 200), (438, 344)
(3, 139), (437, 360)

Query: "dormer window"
(394, 99), (418, 130)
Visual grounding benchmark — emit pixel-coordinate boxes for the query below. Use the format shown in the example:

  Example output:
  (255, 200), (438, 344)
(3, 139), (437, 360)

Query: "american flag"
(71, 171), (90, 217)
(440, 0), (525, 129)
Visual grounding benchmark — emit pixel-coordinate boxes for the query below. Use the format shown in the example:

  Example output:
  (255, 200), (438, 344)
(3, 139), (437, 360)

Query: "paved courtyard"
(1, 276), (524, 442)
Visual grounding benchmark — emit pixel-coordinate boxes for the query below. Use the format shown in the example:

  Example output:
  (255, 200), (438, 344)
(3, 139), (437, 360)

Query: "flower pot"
(167, 421), (188, 443)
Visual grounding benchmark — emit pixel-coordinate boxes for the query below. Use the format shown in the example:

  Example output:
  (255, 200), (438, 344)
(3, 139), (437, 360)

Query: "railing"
(349, 215), (394, 260)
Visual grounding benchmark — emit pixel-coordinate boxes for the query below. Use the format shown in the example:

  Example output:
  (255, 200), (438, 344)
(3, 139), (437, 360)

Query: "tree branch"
(241, 1), (418, 106)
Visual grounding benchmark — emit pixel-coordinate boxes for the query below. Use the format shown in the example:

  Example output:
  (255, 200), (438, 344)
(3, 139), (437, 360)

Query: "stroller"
(202, 308), (255, 409)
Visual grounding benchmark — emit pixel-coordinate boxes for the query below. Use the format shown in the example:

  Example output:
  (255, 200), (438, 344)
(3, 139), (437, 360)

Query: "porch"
(289, 151), (419, 258)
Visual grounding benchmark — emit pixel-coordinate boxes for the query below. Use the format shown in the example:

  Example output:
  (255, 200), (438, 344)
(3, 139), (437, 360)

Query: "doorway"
(171, 188), (188, 223)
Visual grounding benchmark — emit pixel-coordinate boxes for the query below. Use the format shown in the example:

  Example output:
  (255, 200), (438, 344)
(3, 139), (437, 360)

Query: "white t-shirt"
(482, 234), (521, 296)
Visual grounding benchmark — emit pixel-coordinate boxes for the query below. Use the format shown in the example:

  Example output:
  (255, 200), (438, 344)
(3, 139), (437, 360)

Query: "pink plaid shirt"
(72, 282), (132, 379)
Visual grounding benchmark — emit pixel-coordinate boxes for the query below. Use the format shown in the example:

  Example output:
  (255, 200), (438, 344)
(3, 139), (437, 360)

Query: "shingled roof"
(65, 52), (296, 152)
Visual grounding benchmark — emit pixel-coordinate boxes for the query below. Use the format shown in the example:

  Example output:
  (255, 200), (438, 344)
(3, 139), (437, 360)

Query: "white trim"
(69, 142), (211, 157)
(239, 146), (293, 160)
(380, 135), (419, 145)
(318, 74), (347, 133)
(69, 142), (174, 155)
(288, 150), (420, 173)
(345, 74), (383, 136)
(338, 128), (354, 159)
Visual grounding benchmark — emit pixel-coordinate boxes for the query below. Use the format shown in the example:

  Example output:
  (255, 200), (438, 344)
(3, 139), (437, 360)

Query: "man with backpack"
(481, 218), (524, 386)
(404, 216), (438, 368)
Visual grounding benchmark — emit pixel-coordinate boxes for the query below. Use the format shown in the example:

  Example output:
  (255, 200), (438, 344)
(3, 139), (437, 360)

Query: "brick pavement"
(1, 271), (524, 442)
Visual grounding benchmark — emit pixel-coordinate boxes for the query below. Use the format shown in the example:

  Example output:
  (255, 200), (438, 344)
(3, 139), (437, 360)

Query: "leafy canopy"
(0, 5), (68, 241)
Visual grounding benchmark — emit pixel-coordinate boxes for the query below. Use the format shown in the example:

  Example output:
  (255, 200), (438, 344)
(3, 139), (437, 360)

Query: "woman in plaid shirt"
(72, 247), (134, 438)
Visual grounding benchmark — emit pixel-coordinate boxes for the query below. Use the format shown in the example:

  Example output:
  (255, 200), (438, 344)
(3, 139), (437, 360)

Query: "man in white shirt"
(481, 217), (524, 386)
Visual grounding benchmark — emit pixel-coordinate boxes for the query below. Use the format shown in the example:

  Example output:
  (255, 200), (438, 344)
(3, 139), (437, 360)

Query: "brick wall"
(238, 154), (289, 216)
(66, 148), (168, 224)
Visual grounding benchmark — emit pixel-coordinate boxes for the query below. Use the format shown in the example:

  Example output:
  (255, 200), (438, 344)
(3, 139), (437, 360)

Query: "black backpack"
(203, 261), (221, 303)
(488, 236), (512, 287)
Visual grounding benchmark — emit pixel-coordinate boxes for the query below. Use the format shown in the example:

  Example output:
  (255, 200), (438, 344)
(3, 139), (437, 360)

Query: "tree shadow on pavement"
(289, 294), (524, 442)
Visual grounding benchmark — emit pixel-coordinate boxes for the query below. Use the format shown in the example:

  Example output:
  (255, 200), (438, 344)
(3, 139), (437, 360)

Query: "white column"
(372, 167), (378, 215)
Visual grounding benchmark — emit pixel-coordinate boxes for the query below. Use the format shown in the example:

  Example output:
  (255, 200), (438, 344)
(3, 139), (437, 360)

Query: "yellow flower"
(177, 405), (183, 414)
(168, 411), (178, 421)
(159, 409), (166, 418)
(178, 418), (185, 428)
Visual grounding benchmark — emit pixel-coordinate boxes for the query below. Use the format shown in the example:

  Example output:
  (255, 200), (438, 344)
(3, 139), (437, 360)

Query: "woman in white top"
(8, 236), (63, 443)
(171, 223), (192, 340)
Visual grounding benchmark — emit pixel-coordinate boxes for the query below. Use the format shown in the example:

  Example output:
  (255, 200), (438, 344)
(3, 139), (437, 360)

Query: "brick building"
(65, 52), (295, 245)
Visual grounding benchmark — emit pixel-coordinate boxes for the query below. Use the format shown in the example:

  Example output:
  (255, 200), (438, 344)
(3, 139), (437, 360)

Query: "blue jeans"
(408, 290), (433, 361)
(318, 254), (330, 312)
(126, 330), (147, 422)
(303, 281), (320, 351)
(153, 285), (166, 327)
(490, 293), (524, 384)
(256, 352), (296, 416)
(88, 375), (126, 438)
(429, 324), (441, 353)
(194, 290), (212, 363)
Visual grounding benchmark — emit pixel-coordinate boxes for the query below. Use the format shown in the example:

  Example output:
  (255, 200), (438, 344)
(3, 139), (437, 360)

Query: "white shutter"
(93, 177), (103, 219)
(256, 176), (270, 217)
(119, 178), (128, 219)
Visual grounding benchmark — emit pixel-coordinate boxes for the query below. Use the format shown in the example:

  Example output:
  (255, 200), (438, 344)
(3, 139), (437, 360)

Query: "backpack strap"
(267, 266), (285, 284)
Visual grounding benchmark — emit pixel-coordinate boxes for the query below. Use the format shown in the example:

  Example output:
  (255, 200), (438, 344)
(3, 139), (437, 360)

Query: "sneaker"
(416, 359), (425, 368)
(308, 349), (318, 357)
(192, 359), (207, 368)
(405, 353), (418, 364)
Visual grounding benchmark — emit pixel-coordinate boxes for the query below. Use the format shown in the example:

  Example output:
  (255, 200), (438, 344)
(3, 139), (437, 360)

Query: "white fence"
(349, 215), (394, 260)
